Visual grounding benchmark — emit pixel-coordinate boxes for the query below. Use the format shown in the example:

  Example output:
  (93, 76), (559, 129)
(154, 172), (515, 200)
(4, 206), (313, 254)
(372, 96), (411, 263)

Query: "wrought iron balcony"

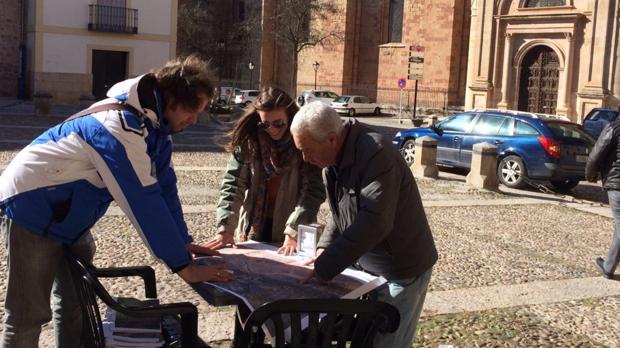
(88, 4), (138, 34)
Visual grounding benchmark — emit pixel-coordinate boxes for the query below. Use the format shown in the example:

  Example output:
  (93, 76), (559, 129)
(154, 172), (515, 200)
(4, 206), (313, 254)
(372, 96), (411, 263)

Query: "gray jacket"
(315, 119), (437, 281)
(586, 121), (620, 190)
(216, 144), (326, 242)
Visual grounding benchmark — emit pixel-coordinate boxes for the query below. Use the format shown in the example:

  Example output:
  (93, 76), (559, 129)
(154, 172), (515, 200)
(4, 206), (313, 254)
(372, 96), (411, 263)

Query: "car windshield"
(334, 96), (350, 102)
(546, 122), (595, 142)
(586, 110), (618, 122)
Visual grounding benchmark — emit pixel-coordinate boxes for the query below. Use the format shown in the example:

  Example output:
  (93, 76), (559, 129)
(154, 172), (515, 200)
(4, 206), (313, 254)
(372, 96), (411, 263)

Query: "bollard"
(466, 142), (499, 190)
(33, 91), (52, 117)
(411, 136), (438, 179)
(426, 115), (438, 126)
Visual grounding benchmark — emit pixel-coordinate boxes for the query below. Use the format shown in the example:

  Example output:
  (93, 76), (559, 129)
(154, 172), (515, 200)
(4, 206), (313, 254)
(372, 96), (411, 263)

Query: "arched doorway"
(518, 45), (559, 114)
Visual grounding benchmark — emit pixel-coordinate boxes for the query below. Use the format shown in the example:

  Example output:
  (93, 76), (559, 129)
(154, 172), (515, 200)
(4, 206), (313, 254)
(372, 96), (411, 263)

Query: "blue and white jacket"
(0, 75), (192, 271)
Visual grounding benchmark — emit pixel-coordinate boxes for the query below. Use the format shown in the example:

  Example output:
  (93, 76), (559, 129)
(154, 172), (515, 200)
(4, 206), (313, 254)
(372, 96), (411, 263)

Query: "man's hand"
(299, 248), (326, 284)
(301, 248), (325, 266)
(177, 263), (237, 283)
(277, 235), (297, 255)
(300, 269), (327, 285)
(186, 243), (219, 257)
(204, 233), (235, 250)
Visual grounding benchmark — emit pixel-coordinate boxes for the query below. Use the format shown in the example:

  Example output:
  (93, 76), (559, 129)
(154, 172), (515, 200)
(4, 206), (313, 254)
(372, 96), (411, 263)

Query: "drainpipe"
(17, 0), (27, 99)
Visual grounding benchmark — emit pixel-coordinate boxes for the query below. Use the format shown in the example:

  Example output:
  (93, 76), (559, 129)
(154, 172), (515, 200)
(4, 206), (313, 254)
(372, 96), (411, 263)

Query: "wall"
(29, 0), (177, 103)
(0, 0), (24, 97)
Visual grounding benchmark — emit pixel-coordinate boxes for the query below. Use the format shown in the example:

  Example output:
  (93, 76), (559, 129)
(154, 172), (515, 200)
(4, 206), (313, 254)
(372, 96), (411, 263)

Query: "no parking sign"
(398, 78), (407, 90)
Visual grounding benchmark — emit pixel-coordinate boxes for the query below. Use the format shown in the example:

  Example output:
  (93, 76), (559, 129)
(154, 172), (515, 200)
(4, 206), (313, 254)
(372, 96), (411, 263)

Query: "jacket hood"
(104, 74), (163, 128)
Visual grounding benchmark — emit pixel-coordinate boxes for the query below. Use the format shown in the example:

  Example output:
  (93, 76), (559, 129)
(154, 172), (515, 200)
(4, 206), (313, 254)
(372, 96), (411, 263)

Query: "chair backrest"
(64, 248), (112, 347)
(242, 298), (400, 348)
(64, 247), (202, 347)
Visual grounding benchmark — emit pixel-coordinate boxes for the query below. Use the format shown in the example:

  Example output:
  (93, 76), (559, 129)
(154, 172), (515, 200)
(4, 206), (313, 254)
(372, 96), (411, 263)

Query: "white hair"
(290, 101), (343, 142)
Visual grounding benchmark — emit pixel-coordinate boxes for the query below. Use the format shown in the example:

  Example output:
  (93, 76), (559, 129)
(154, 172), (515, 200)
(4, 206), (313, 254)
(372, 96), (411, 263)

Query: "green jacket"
(216, 144), (326, 242)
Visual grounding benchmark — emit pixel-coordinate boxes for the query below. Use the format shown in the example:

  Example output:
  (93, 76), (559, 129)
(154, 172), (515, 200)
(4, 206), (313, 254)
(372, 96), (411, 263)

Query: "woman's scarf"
(248, 130), (297, 240)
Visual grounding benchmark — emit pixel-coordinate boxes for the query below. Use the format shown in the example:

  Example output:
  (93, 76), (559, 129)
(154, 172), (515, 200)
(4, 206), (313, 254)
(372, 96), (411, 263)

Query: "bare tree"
(177, 0), (261, 85)
(269, 0), (342, 95)
(177, 1), (215, 58)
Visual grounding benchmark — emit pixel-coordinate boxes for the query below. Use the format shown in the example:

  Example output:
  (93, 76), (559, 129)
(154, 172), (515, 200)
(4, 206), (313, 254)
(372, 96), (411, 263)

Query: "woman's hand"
(203, 233), (236, 250)
(277, 235), (297, 255)
(177, 263), (236, 283)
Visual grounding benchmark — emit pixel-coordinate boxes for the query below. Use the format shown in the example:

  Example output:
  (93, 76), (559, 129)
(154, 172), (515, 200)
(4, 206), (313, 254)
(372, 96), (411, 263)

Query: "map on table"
(195, 241), (386, 311)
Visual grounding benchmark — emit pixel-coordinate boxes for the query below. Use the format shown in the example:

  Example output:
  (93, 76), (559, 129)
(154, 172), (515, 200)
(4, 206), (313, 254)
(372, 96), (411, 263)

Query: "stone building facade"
(466, 0), (620, 122)
(3, 0), (177, 104)
(0, 0), (25, 98)
(261, 0), (471, 109)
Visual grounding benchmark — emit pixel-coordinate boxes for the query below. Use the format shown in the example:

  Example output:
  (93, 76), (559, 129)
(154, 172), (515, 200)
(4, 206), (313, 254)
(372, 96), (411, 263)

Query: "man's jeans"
(1, 215), (96, 348)
(373, 267), (433, 348)
(603, 190), (620, 274)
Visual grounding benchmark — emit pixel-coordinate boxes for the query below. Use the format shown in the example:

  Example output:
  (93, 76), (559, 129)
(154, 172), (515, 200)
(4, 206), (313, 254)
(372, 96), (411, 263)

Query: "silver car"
(331, 95), (381, 116)
(297, 90), (339, 106)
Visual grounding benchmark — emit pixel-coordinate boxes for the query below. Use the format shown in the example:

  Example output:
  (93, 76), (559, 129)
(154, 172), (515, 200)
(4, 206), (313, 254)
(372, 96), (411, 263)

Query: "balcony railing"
(88, 4), (138, 34)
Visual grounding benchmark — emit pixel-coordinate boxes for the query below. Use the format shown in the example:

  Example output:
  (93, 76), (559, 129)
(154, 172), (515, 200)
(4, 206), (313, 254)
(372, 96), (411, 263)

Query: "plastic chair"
(235, 298), (400, 348)
(64, 247), (206, 348)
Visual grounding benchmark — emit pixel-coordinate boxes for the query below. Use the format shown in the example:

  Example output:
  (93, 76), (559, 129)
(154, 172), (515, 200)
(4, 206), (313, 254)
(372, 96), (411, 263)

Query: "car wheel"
(400, 139), (416, 166)
(374, 107), (381, 116)
(549, 179), (579, 191)
(497, 155), (528, 189)
(348, 109), (355, 117)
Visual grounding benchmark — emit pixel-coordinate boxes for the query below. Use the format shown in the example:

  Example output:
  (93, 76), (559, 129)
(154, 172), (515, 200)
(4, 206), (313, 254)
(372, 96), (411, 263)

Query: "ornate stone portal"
(465, 0), (619, 122)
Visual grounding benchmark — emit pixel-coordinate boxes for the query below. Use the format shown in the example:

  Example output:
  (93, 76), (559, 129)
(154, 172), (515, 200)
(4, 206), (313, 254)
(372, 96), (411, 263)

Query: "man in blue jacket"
(0, 55), (235, 347)
(291, 102), (437, 348)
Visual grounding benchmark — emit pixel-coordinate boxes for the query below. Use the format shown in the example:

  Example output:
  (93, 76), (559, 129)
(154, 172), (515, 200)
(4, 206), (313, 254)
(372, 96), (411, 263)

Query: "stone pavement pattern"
(0, 107), (618, 347)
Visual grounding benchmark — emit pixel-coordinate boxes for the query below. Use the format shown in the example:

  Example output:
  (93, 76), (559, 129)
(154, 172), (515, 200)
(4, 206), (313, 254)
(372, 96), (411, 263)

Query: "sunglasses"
(257, 120), (287, 130)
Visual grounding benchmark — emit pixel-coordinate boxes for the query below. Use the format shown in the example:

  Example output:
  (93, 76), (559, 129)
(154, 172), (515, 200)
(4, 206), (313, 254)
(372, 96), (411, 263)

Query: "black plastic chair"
(64, 247), (206, 348)
(235, 298), (400, 348)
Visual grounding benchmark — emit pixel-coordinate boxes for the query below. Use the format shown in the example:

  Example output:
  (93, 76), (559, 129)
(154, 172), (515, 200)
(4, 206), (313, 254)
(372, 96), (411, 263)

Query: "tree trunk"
(290, 47), (299, 97)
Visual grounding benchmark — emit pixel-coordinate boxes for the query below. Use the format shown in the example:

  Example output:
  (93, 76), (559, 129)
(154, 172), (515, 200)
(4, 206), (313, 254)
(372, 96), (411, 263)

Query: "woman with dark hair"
(205, 87), (325, 254)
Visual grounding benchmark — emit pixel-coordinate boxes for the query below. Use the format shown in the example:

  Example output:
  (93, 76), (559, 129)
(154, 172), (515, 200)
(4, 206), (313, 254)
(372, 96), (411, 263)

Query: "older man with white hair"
(290, 101), (437, 347)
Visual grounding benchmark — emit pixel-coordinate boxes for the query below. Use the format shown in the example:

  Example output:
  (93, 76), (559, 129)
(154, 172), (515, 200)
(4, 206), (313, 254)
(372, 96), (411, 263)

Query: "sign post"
(408, 45), (425, 122)
(398, 78), (406, 124)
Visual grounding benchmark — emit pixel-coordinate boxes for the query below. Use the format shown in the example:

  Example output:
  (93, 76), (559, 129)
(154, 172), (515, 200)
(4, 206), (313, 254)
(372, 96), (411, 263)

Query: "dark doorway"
(518, 45), (559, 114)
(92, 50), (128, 100)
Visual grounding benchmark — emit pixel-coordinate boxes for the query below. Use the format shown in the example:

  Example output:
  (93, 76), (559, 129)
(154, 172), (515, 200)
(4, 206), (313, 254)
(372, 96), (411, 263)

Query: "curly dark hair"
(224, 86), (299, 152)
(153, 53), (214, 111)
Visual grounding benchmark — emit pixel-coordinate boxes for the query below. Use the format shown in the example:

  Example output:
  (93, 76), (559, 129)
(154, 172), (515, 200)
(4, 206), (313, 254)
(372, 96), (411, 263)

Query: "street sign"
(408, 44), (425, 80)
(398, 78), (407, 89)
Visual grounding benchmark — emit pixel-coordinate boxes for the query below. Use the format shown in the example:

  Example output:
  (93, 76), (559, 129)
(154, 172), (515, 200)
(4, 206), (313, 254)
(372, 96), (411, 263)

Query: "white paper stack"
(102, 297), (165, 348)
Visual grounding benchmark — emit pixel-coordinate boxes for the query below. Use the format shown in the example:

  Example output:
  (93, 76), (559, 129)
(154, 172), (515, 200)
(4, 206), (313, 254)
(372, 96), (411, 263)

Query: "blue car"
(393, 110), (594, 190)
(582, 108), (619, 140)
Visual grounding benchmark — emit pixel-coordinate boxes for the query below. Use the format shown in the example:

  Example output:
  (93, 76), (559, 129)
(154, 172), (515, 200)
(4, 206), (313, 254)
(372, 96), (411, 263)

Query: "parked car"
(392, 109), (595, 190)
(218, 86), (241, 104)
(297, 90), (339, 106)
(583, 108), (619, 140)
(234, 89), (259, 106)
(331, 95), (381, 116)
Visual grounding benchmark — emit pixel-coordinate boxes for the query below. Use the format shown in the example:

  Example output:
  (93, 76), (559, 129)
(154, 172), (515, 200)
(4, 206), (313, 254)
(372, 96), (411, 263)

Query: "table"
(189, 242), (386, 346)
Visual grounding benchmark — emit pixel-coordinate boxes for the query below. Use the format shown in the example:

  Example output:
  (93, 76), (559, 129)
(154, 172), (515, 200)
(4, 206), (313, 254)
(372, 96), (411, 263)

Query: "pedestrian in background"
(586, 120), (620, 279)
(205, 87), (325, 255)
(0, 54), (235, 348)
(292, 101), (437, 348)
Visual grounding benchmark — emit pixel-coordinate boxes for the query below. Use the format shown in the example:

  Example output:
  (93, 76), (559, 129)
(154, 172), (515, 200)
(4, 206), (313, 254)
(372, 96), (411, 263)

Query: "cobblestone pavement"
(0, 112), (618, 347)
